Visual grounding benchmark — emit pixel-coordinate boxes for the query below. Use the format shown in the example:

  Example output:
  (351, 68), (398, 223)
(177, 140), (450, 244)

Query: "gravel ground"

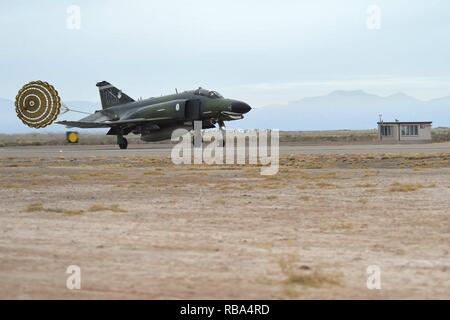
(0, 151), (449, 299)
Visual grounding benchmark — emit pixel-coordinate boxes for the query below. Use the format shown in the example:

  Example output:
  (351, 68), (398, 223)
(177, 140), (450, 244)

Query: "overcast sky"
(1, 0), (450, 106)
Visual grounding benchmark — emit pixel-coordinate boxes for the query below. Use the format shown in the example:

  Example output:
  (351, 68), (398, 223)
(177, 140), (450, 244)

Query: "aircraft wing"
(56, 117), (172, 129)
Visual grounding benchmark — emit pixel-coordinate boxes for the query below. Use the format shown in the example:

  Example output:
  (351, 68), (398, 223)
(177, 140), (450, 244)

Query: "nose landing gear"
(218, 120), (226, 147)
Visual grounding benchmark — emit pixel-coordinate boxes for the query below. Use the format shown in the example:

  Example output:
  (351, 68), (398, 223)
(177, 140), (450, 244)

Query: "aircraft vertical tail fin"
(96, 81), (134, 109)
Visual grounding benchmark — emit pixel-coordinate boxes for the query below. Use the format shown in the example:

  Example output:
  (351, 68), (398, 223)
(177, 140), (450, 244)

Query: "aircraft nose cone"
(231, 101), (251, 114)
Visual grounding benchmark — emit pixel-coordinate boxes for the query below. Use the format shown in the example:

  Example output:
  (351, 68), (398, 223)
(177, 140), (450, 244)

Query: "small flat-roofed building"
(378, 121), (432, 143)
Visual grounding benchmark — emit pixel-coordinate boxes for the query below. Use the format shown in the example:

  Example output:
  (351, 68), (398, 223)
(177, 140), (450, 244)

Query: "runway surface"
(1, 142), (450, 158)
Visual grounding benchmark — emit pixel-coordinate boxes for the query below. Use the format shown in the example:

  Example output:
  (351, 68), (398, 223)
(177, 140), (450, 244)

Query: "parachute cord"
(61, 103), (93, 115)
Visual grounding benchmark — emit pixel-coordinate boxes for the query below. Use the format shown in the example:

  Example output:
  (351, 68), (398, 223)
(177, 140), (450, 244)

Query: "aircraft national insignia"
(15, 80), (61, 128)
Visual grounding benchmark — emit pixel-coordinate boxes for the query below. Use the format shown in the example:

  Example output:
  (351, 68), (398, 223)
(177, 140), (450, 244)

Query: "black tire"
(119, 137), (128, 149)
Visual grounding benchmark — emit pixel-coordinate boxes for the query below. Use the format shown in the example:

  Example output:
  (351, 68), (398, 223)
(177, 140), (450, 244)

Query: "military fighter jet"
(51, 81), (250, 149)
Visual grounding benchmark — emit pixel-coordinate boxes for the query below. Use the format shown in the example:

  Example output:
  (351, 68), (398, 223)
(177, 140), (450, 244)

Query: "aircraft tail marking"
(96, 81), (134, 109)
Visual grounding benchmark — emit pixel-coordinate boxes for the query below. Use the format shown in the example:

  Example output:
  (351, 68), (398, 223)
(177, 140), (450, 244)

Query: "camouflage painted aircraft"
(57, 81), (251, 149)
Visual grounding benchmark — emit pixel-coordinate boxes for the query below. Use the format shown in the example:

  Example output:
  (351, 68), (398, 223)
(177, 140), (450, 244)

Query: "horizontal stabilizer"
(55, 120), (111, 128)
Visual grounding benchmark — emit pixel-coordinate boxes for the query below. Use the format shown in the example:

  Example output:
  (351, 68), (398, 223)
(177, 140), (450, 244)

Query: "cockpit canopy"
(188, 87), (223, 99)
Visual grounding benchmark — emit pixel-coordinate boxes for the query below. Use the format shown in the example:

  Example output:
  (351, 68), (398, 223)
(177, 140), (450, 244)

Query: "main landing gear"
(117, 135), (128, 149)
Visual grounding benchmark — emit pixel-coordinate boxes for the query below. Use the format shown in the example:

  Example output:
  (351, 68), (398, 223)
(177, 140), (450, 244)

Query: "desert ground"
(1, 127), (450, 147)
(0, 143), (449, 299)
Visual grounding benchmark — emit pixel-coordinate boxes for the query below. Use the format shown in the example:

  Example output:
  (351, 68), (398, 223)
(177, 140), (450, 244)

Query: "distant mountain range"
(231, 90), (450, 130)
(1, 91), (449, 133)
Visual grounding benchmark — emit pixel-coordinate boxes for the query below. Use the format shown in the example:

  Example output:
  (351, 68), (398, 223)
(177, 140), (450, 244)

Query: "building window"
(401, 125), (418, 136)
(380, 125), (392, 136)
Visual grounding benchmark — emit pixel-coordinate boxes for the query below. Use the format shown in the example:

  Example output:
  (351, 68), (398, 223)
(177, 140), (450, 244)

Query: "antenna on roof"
(378, 114), (383, 123)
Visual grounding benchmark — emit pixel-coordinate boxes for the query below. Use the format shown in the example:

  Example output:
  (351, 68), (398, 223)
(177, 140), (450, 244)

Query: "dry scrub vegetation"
(1, 151), (450, 299)
(278, 254), (341, 288)
(1, 128), (450, 147)
(0, 133), (145, 147)
(24, 202), (126, 215)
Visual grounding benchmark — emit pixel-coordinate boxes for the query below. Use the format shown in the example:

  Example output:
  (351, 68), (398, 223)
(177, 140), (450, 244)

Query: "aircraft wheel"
(119, 137), (128, 149)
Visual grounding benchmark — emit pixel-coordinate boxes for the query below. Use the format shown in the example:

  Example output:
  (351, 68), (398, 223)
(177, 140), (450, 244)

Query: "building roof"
(377, 121), (432, 125)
